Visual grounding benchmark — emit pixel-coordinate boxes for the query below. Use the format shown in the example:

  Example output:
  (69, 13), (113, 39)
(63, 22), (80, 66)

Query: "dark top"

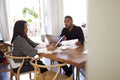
(60, 25), (84, 45)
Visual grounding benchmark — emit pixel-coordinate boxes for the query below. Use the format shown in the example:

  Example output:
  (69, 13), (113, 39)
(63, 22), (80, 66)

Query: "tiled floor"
(0, 63), (10, 80)
(0, 58), (86, 80)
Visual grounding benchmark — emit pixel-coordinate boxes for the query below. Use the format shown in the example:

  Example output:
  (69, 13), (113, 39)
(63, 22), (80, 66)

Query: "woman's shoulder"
(14, 35), (26, 42)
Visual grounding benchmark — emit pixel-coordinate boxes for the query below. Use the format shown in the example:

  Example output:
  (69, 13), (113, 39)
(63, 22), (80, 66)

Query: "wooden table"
(38, 45), (88, 80)
(4, 40), (88, 79)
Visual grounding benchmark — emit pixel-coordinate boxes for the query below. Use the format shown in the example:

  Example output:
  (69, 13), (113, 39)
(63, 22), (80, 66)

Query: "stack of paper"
(37, 47), (63, 54)
(37, 48), (52, 54)
(35, 43), (47, 49)
(82, 49), (88, 54)
(61, 39), (78, 46)
(60, 39), (79, 49)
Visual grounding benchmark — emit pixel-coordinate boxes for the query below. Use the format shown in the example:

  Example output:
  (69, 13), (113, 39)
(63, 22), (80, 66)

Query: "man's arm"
(59, 28), (67, 40)
(77, 27), (85, 45)
(60, 28), (66, 37)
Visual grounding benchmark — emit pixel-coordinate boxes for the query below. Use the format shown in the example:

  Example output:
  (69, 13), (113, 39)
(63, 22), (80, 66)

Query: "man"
(60, 16), (84, 45)
(59, 16), (85, 76)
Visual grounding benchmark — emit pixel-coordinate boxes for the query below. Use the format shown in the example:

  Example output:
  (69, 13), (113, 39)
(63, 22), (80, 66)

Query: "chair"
(4, 51), (34, 80)
(30, 57), (73, 80)
(0, 43), (11, 72)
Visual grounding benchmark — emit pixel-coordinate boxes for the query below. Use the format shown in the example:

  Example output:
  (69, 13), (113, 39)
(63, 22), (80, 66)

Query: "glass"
(41, 35), (46, 42)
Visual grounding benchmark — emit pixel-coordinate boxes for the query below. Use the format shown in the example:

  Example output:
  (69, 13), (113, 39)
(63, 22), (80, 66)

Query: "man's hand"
(62, 35), (67, 41)
(75, 41), (81, 46)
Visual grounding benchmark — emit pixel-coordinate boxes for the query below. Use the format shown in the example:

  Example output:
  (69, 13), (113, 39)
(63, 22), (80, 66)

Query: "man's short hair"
(65, 16), (73, 21)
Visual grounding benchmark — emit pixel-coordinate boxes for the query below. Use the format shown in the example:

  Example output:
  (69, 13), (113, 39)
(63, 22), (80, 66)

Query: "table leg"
(76, 66), (80, 80)
(72, 66), (75, 80)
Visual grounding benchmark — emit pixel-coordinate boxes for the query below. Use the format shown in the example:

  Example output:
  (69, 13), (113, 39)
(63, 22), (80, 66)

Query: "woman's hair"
(11, 20), (27, 43)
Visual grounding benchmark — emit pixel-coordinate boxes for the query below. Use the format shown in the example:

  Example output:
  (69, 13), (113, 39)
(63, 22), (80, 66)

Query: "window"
(9, 0), (45, 38)
(63, 0), (87, 26)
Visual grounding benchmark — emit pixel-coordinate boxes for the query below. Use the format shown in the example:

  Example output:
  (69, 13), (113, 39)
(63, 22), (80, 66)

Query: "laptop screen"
(46, 34), (59, 44)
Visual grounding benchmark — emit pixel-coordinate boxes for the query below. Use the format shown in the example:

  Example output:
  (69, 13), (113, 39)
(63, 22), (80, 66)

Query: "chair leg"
(29, 73), (32, 80)
(80, 69), (86, 78)
(76, 67), (80, 80)
(16, 76), (20, 80)
(50, 60), (54, 70)
(10, 71), (13, 80)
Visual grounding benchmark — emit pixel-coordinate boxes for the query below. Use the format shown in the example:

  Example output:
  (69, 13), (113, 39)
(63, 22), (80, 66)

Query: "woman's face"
(24, 23), (28, 34)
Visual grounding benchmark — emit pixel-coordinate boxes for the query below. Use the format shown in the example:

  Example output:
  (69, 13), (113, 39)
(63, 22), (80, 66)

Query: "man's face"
(64, 18), (73, 29)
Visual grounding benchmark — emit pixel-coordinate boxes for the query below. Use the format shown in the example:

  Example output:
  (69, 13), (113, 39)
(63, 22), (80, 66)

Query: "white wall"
(87, 0), (120, 80)
(50, 0), (64, 35)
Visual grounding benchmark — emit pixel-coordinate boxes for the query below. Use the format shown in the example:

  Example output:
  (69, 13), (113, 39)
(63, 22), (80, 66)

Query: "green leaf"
(34, 13), (38, 18)
(22, 9), (26, 14)
(27, 19), (32, 23)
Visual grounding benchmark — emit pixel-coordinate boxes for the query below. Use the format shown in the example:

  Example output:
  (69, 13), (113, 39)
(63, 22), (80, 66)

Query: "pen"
(55, 36), (63, 46)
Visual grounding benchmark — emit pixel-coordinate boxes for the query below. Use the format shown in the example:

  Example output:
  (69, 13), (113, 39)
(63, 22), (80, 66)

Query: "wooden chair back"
(30, 57), (73, 80)
(4, 51), (33, 80)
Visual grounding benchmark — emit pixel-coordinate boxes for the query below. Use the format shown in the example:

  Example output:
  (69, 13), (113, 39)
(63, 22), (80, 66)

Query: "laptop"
(46, 34), (59, 44)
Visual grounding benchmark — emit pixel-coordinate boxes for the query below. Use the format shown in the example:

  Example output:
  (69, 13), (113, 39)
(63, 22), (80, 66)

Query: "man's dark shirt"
(60, 25), (84, 45)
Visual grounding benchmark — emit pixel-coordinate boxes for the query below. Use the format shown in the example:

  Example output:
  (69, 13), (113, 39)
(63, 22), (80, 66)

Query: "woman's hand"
(46, 44), (57, 51)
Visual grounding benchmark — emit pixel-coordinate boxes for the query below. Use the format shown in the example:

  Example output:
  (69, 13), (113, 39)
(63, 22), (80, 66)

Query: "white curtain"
(0, 0), (10, 41)
(43, 0), (64, 36)
(50, 0), (64, 35)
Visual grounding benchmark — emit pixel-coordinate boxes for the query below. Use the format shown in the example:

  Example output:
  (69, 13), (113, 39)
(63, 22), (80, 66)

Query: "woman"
(11, 20), (56, 73)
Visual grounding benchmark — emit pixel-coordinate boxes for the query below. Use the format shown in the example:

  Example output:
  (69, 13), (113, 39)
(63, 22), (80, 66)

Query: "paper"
(35, 43), (47, 49)
(60, 39), (79, 49)
(53, 47), (63, 52)
(59, 45), (78, 49)
(70, 45), (78, 49)
(61, 39), (78, 46)
(59, 45), (71, 49)
(82, 49), (88, 54)
(37, 48), (52, 54)
(37, 47), (63, 54)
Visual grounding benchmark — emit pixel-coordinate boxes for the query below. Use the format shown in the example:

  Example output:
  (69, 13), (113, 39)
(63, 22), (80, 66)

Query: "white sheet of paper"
(35, 43), (47, 49)
(70, 45), (78, 49)
(59, 45), (78, 49)
(61, 39), (78, 46)
(37, 48), (52, 54)
(37, 47), (63, 54)
(53, 47), (63, 52)
(60, 39), (79, 49)
(82, 49), (88, 54)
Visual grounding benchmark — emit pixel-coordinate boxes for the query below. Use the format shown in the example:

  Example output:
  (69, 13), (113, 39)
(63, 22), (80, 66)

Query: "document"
(37, 47), (63, 54)
(37, 48), (52, 54)
(61, 39), (78, 46)
(60, 39), (79, 49)
(82, 48), (88, 54)
(35, 43), (47, 49)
